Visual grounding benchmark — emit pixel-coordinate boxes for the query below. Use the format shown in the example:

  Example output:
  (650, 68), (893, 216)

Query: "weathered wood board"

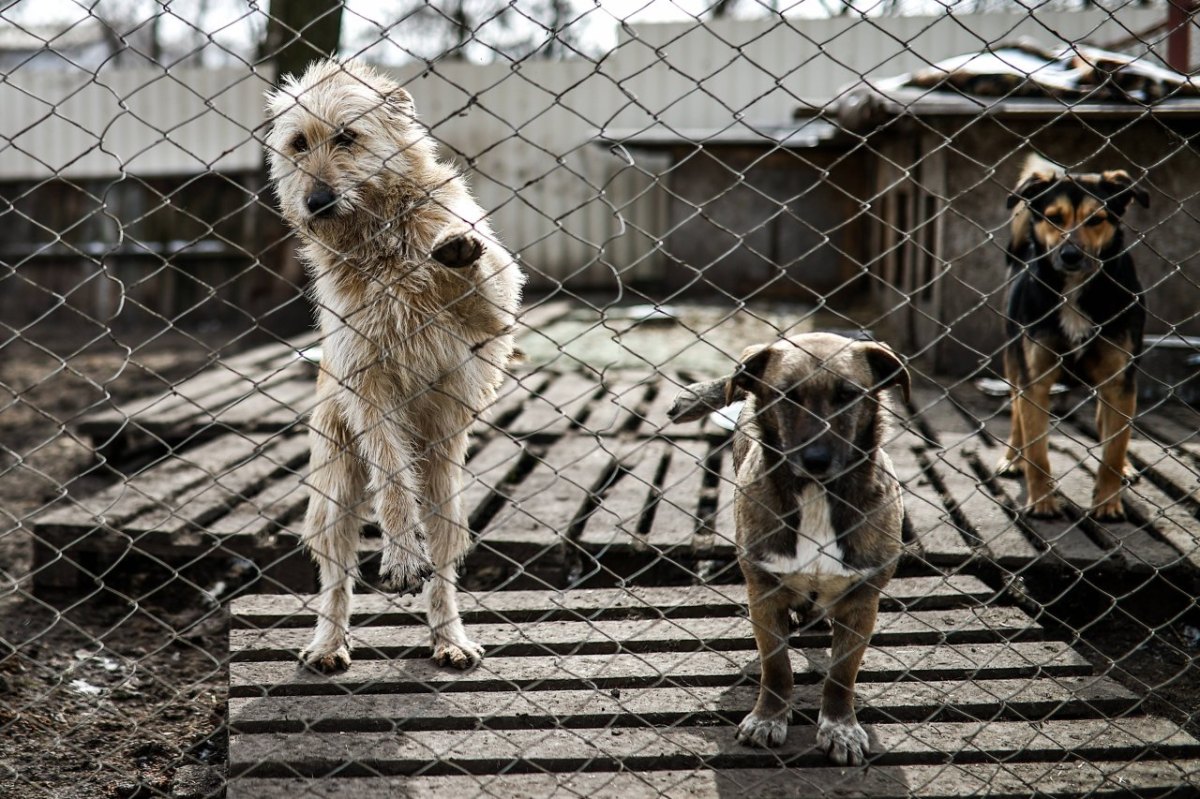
(225, 580), (1200, 797)
(34, 378), (1200, 595)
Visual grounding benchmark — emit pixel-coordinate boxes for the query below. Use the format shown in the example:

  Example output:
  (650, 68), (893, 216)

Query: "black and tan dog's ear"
(858, 341), (910, 404)
(1007, 174), (1054, 209)
(1100, 170), (1150, 214)
(726, 344), (774, 406)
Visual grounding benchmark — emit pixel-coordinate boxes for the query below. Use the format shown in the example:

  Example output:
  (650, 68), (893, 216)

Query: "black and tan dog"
(669, 333), (908, 765)
(997, 156), (1149, 520)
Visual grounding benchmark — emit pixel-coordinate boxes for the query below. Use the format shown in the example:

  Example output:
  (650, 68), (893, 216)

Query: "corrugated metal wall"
(0, 9), (1167, 285)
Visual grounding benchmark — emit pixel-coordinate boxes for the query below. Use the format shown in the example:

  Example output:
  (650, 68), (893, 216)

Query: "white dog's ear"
(264, 69), (306, 121)
(385, 87), (416, 119)
(263, 86), (289, 121)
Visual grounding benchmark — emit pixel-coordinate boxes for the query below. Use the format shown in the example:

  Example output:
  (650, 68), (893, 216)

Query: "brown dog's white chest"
(752, 483), (858, 579)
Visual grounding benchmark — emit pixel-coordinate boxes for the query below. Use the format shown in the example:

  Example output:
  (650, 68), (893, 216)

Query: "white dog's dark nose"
(305, 185), (337, 217)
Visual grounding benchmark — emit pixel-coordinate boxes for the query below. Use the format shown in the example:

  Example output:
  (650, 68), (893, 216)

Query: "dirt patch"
(0, 320), (275, 798)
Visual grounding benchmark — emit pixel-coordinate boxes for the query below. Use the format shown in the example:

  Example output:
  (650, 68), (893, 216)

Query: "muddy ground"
(0, 319), (269, 799)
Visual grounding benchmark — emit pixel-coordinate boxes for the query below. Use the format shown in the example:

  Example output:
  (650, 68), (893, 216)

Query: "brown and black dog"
(997, 156), (1149, 520)
(669, 333), (908, 765)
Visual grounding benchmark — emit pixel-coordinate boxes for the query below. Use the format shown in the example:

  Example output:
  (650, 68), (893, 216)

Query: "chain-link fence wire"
(2, 1), (1200, 797)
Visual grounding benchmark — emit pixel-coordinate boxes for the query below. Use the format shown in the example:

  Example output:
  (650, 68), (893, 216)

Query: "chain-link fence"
(3, 2), (1200, 797)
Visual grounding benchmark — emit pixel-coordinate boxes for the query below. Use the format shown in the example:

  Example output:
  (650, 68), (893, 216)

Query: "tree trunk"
(263, 0), (344, 84)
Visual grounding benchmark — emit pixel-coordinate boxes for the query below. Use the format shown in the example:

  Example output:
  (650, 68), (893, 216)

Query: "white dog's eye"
(291, 134), (309, 153)
(334, 129), (357, 149)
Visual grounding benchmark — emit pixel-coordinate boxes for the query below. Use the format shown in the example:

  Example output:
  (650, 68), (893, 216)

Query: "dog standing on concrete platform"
(996, 155), (1148, 520)
(669, 333), (908, 765)
(265, 60), (524, 672)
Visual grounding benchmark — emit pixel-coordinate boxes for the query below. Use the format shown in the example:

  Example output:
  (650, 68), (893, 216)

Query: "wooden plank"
(947, 383), (1009, 447)
(1127, 438), (1200, 500)
(130, 341), (314, 433)
(650, 439), (710, 550)
(208, 467), (308, 541)
(229, 759), (1200, 799)
(474, 434), (615, 560)
(223, 676), (1135, 737)
(470, 370), (551, 437)
(145, 366), (309, 434)
(927, 445), (1041, 569)
(228, 640), (1089, 700)
(907, 382), (981, 445)
(35, 432), (270, 532)
(212, 375), (316, 432)
(1131, 403), (1200, 449)
(513, 298), (573, 332)
(229, 605), (1043, 661)
(1117, 462), (1200, 572)
(77, 333), (317, 438)
(229, 717), (1194, 775)
(505, 371), (602, 438)
(461, 435), (528, 529)
(124, 434), (310, 535)
(584, 374), (652, 437)
(1049, 438), (1186, 570)
(890, 447), (974, 567)
(965, 438), (1114, 570)
(702, 439), (736, 551)
(576, 439), (667, 551)
(229, 575), (996, 627)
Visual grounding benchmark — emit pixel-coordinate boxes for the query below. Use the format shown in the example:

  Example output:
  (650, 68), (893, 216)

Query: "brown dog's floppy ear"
(1100, 169), (1150, 214)
(1007, 175), (1054, 209)
(858, 341), (910, 404)
(726, 344), (774, 406)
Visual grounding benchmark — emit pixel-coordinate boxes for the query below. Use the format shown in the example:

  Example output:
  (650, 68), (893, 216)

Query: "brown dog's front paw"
(1091, 498), (1126, 522)
(993, 454), (1022, 479)
(817, 715), (869, 766)
(736, 712), (788, 748)
(433, 639), (484, 671)
(431, 233), (485, 269)
(300, 644), (351, 673)
(1025, 495), (1062, 519)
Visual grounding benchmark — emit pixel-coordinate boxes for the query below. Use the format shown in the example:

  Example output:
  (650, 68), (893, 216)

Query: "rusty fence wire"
(2, 1), (1200, 797)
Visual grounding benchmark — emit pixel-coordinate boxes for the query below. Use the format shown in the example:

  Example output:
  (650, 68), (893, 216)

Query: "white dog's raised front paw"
(736, 711), (788, 748)
(431, 231), (485, 269)
(433, 637), (484, 670)
(300, 642), (351, 673)
(817, 714), (870, 766)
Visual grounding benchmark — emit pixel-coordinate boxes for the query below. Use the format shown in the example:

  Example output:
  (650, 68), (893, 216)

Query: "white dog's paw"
(433, 637), (484, 670)
(736, 711), (788, 748)
(300, 643), (351, 674)
(817, 714), (870, 766)
(379, 540), (435, 596)
(431, 232), (485, 269)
